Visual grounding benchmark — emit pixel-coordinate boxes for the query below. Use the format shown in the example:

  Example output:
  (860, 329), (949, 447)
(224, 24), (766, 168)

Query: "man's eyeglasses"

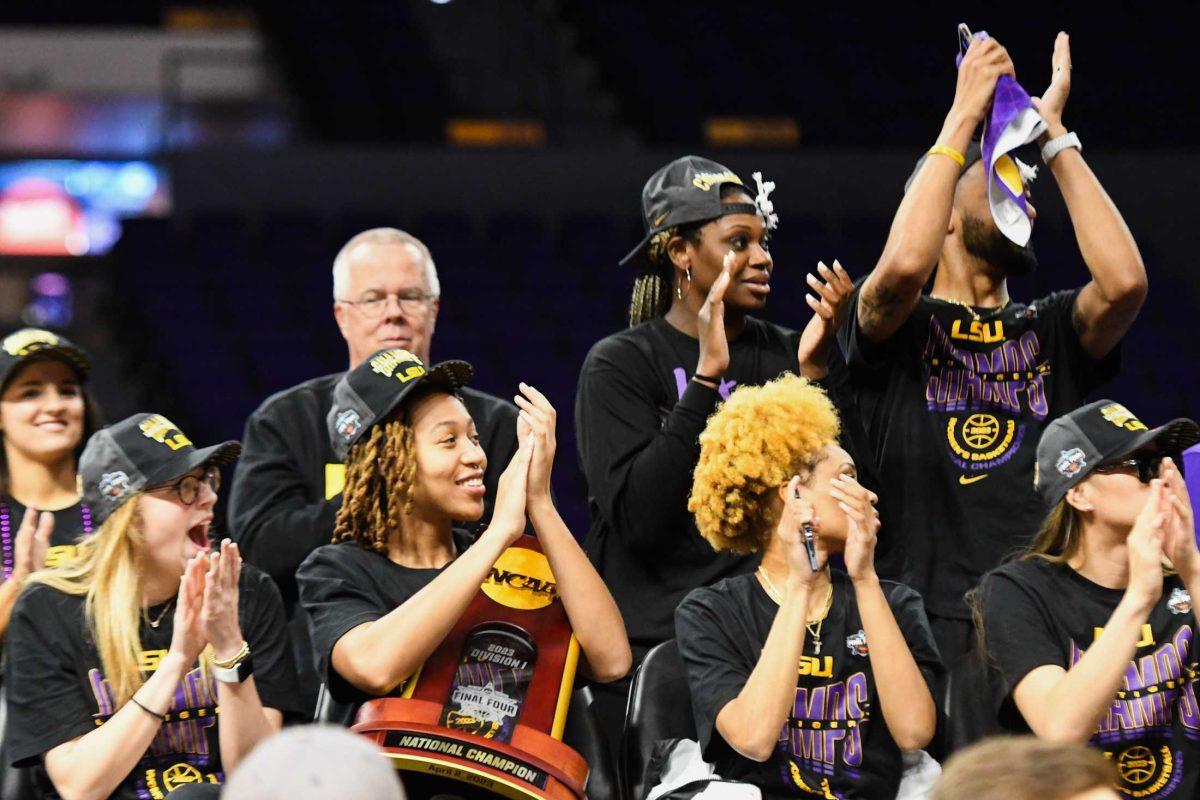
(1094, 456), (1162, 484)
(337, 291), (437, 319)
(149, 466), (221, 505)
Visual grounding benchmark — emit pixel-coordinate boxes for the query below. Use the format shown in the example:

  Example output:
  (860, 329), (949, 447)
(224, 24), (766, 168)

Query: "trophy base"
(354, 697), (588, 800)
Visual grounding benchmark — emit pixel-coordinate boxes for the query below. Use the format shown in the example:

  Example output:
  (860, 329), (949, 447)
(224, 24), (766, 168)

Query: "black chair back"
(563, 686), (622, 800)
(621, 640), (696, 800)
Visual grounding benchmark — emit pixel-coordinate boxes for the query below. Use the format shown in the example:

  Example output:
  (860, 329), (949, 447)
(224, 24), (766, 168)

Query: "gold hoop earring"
(676, 267), (692, 301)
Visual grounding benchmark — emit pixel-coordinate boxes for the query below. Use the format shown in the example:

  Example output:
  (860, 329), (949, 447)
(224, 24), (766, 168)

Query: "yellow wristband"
(927, 144), (966, 167)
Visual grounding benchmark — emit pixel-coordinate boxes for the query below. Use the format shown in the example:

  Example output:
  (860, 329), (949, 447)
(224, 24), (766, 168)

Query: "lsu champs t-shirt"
(5, 566), (300, 800)
(980, 559), (1200, 799)
(837, 289), (1119, 617)
(676, 570), (942, 799)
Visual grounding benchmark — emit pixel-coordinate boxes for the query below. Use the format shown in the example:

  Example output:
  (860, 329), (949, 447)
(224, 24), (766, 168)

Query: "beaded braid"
(332, 420), (416, 554)
(627, 220), (710, 327)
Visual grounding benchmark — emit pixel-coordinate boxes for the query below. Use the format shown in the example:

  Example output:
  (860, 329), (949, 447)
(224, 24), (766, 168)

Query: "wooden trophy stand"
(352, 535), (589, 800)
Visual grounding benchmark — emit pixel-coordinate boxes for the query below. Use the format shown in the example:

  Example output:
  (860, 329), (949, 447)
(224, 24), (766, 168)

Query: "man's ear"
(947, 203), (960, 236)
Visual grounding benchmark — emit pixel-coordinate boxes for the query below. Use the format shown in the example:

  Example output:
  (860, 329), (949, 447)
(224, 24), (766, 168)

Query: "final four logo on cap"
(1055, 448), (1086, 477)
(98, 471), (131, 501)
(335, 409), (362, 442)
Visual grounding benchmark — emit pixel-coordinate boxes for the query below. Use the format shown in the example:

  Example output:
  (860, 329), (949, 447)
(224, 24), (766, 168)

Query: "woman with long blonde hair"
(5, 413), (298, 799)
(977, 400), (1200, 799)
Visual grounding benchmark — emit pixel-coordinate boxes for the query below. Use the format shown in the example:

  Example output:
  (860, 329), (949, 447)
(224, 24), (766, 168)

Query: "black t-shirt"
(297, 529), (476, 710)
(575, 317), (800, 656)
(979, 559), (1200, 800)
(676, 571), (942, 800)
(837, 289), (1120, 618)
(4, 565), (300, 800)
(1, 496), (94, 579)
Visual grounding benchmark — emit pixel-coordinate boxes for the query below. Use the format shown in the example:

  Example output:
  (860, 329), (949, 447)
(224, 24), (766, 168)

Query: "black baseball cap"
(1034, 400), (1199, 509)
(0, 328), (90, 390)
(328, 348), (473, 460)
(79, 413), (241, 524)
(619, 155), (763, 270)
(903, 141), (984, 193)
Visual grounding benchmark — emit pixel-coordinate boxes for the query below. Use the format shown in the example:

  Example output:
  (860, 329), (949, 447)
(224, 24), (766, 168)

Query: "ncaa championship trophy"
(352, 535), (588, 799)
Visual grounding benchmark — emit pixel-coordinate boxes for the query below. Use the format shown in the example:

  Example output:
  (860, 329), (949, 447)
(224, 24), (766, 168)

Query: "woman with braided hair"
(297, 349), (629, 715)
(574, 155), (857, 740)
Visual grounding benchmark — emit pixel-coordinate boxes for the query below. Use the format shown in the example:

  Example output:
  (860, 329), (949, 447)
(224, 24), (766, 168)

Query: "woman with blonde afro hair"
(674, 373), (943, 799)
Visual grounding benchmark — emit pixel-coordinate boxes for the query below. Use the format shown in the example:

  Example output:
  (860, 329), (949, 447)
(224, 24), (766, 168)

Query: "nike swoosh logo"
(959, 474), (988, 485)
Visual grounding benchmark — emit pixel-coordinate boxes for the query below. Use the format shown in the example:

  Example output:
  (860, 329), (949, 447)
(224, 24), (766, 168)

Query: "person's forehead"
(344, 241), (428, 287)
(7, 359), (80, 385)
(410, 392), (472, 430)
(816, 443), (854, 469)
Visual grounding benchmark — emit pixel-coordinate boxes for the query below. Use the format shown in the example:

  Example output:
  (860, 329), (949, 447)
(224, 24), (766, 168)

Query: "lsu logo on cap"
(481, 547), (558, 611)
(369, 349), (426, 383)
(1100, 403), (1149, 432)
(3, 329), (59, 357)
(98, 471), (131, 503)
(139, 415), (193, 451)
(1056, 448), (1087, 477)
(334, 409), (361, 441)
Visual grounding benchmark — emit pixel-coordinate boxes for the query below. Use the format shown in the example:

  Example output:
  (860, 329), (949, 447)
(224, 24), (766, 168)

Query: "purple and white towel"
(958, 24), (1046, 246)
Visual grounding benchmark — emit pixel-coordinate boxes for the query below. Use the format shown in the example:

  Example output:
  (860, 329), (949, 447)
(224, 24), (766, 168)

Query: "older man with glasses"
(228, 227), (518, 714)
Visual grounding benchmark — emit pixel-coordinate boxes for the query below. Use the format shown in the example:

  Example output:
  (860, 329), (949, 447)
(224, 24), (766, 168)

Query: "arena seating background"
(1, 3), (1197, 536)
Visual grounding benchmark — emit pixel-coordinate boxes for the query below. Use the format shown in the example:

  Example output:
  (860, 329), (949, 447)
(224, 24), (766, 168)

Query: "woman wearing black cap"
(0, 328), (102, 638)
(574, 156), (855, 729)
(298, 349), (629, 715)
(976, 400), (1200, 798)
(4, 413), (299, 799)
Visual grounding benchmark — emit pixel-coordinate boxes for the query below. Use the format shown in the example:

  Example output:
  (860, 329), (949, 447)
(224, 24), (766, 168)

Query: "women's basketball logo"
(1114, 743), (1174, 797)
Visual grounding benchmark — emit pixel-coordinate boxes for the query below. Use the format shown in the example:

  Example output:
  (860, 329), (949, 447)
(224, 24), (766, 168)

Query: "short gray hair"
(332, 227), (440, 300)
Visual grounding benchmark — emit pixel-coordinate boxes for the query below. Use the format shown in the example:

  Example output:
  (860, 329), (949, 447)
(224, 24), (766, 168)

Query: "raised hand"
(514, 382), (556, 504)
(488, 434), (532, 545)
(777, 476), (825, 584)
(201, 539), (245, 662)
(12, 508), (53, 579)
(1160, 458), (1199, 583)
(797, 259), (854, 379)
(1126, 481), (1167, 613)
(168, 553), (209, 665)
(1031, 32), (1071, 133)
(951, 34), (1017, 126)
(829, 474), (880, 584)
(695, 251), (734, 380)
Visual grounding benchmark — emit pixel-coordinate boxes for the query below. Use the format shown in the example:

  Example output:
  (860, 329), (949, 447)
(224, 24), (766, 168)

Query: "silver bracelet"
(1041, 131), (1082, 164)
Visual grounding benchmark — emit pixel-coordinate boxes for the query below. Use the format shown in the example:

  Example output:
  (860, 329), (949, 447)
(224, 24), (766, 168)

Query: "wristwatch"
(212, 654), (255, 684)
(1041, 131), (1082, 164)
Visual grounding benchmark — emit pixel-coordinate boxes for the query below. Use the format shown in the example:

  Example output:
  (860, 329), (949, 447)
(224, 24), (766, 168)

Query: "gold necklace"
(756, 566), (834, 655)
(146, 600), (174, 629)
(929, 294), (1010, 322)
